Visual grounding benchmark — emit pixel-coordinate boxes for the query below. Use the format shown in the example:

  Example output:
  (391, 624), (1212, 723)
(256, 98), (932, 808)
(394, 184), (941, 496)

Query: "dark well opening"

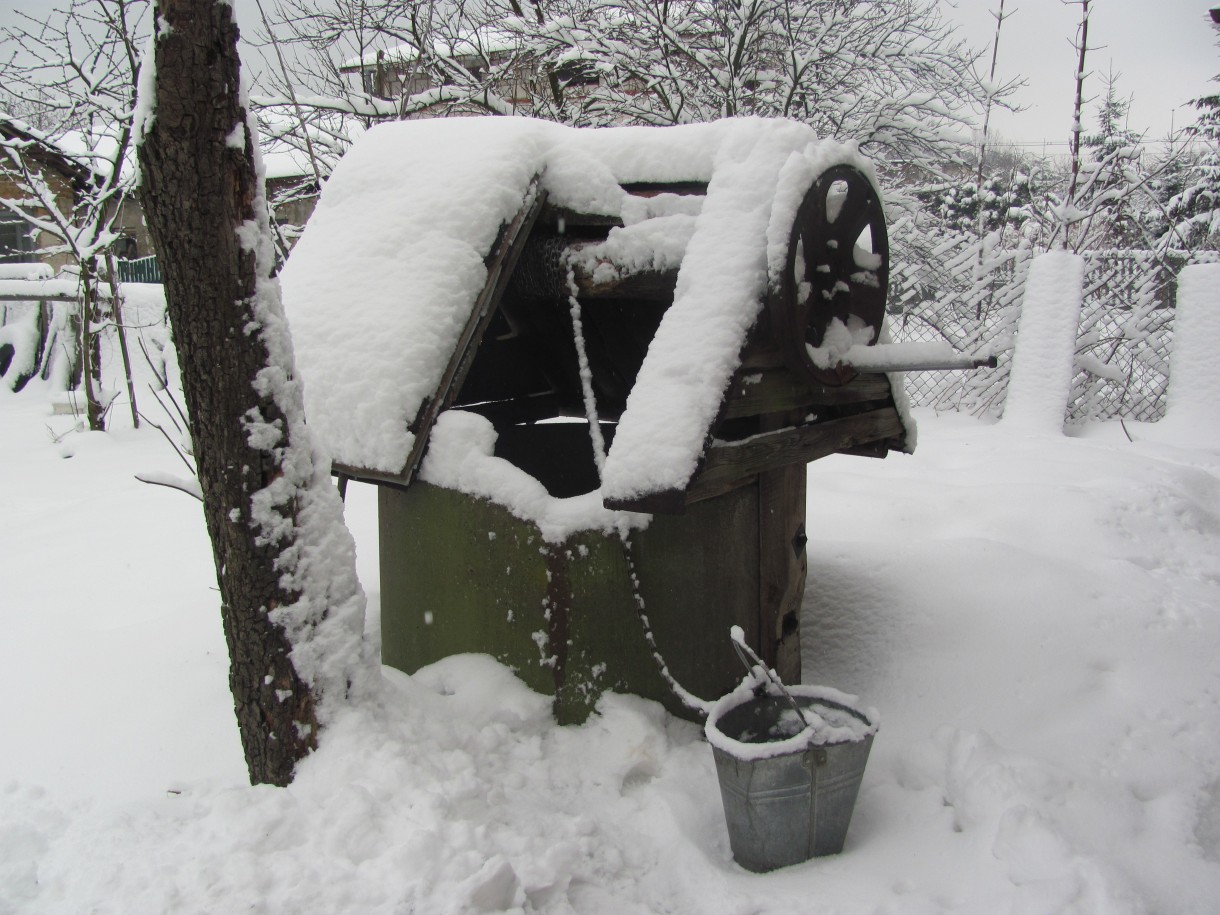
(492, 421), (617, 499)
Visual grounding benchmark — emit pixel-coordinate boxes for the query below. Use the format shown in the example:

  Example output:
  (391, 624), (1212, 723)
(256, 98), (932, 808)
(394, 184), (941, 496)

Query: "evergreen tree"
(922, 171), (1034, 238)
(1161, 90), (1220, 250)
(1078, 70), (1143, 248)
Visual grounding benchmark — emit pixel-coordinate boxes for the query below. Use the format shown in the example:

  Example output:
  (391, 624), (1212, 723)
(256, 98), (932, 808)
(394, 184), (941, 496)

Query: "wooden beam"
(395, 179), (548, 487)
(757, 463), (806, 680)
(688, 407), (904, 505)
(542, 205), (621, 230)
(722, 367), (893, 418)
(331, 461), (413, 491)
(0, 292), (78, 302)
(603, 406), (904, 514)
(538, 181), (708, 231)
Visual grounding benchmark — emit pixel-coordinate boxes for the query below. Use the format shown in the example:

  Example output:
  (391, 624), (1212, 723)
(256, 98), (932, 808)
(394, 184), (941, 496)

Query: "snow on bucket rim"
(705, 679), (879, 762)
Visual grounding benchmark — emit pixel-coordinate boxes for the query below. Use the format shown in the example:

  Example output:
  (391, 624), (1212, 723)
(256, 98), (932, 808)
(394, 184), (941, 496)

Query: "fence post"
(1162, 263), (1220, 438)
(1002, 251), (1086, 434)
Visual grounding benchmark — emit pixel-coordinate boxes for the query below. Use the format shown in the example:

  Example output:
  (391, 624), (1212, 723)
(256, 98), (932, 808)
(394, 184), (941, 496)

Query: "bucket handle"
(729, 628), (812, 731)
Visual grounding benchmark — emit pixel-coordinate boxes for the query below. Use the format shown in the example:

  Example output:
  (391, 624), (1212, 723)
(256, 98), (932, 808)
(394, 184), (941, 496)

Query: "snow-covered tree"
(137, 0), (372, 786)
(920, 171), (1034, 237)
(253, 0), (531, 182)
(1047, 4), (1177, 253)
(1156, 143), (1218, 250)
(514, 0), (1010, 177)
(253, 0), (1011, 184)
(1074, 70), (1144, 248)
(0, 0), (148, 428)
(1157, 13), (1220, 250)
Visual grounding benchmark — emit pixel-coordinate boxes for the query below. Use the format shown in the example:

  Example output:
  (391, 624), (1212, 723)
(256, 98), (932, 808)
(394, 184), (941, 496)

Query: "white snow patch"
(1161, 263), (1220, 442)
(281, 118), (550, 475)
(6, 370), (1220, 911)
(418, 410), (647, 542)
(1003, 251), (1086, 434)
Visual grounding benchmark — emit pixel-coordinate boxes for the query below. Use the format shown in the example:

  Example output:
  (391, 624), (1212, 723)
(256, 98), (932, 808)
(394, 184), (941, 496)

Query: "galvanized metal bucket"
(706, 686), (877, 872)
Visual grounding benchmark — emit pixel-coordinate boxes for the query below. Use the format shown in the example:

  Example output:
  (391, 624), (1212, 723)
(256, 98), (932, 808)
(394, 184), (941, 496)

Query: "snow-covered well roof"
(281, 116), (892, 508)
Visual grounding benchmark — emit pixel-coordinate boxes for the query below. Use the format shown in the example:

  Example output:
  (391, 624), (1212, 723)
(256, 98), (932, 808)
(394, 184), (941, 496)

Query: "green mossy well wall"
(379, 481), (769, 723)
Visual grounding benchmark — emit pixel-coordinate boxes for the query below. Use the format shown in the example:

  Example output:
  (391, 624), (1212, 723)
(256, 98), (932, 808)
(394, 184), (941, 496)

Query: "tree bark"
(78, 259), (106, 431)
(137, 0), (319, 786)
(104, 253), (140, 429)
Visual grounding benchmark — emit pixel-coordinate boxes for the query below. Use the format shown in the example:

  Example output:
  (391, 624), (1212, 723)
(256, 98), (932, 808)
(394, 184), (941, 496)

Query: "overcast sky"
(4, 0), (1218, 150)
(941, 0), (1218, 150)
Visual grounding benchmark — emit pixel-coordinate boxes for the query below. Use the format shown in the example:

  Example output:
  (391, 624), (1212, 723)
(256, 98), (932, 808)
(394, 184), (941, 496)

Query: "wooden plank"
(395, 179), (547, 487)
(603, 406), (904, 514)
(838, 442), (891, 459)
(331, 461), (414, 491)
(381, 479), (762, 725)
(0, 292), (77, 302)
(722, 367), (894, 418)
(757, 464), (807, 683)
(379, 483), (556, 700)
(687, 407), (904, 504)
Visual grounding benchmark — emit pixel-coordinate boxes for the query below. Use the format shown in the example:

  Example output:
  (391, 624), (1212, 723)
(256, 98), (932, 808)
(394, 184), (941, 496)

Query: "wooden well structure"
(282, 120), (961, 723)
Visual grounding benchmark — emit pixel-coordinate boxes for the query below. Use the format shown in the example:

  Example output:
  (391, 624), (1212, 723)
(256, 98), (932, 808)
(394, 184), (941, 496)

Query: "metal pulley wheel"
(770, 164), (889, 386)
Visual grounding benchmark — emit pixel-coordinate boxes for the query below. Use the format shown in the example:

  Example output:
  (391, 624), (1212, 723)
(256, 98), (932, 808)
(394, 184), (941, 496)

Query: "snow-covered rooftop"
(339, 29), (523, 72)
(281, 116), (879, 504)
(0, 114), (100, 184)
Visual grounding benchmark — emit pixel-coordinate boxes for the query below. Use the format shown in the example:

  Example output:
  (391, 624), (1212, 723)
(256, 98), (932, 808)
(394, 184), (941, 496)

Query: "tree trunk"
(137, 0), (328, 786)
(104, 253), (140, 429)
(78, 257), (106, 431)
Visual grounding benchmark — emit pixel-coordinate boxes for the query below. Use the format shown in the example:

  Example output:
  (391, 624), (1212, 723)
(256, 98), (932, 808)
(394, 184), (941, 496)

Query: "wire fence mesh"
(886, 219), (1219, 425)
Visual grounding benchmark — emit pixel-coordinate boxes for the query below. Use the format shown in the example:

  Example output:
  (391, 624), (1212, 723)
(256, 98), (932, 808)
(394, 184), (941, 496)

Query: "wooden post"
(757, 464), (806, 684)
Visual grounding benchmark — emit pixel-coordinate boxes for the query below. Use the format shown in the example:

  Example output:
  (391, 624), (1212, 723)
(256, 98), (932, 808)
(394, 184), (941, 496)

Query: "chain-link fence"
(886, 217), (1218, 425)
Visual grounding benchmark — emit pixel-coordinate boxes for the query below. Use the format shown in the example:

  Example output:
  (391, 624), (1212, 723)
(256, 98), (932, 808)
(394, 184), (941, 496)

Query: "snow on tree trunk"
(1002, 251), (1085, 434)
(1162, 263), (1220, 438)
(135, 0), (371, 786)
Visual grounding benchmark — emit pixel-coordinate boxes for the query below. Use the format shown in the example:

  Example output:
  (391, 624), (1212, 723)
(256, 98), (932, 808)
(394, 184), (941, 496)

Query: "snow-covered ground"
(3, 306), (1220, 912)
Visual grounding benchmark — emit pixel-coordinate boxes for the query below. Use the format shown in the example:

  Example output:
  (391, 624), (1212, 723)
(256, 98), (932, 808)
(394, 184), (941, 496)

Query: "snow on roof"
(0, 114), (99, 184)
(339, 28), (522, 72)
(281, 116), (878, 501)
(261, 143), (320, 182)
